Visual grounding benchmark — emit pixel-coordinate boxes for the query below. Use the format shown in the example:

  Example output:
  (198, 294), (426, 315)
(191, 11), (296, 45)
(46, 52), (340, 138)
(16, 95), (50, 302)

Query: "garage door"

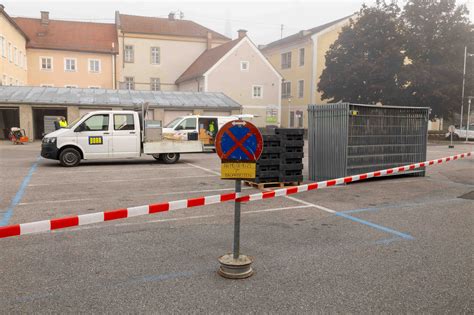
(0, 107), (20, 139)
(203, 111), (231, 116)
(164, 110), (192, 125)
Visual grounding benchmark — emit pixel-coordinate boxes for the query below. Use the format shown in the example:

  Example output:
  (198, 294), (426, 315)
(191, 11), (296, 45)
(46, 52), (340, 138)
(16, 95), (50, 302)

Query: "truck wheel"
(152, 154), (161, 161)
(59, 148), (81, 167)
(161, 153), (180, 164)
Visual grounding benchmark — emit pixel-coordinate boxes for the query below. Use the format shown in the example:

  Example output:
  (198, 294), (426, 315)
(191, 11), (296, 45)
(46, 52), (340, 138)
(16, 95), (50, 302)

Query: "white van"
(162, 115), (250, 145)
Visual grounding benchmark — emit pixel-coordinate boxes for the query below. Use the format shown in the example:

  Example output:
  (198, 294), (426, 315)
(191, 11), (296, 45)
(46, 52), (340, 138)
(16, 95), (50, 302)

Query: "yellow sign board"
(221, 162), (256, 179)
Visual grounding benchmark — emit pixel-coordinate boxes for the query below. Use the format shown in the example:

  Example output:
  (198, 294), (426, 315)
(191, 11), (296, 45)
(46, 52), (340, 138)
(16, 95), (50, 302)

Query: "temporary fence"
(308, 103), (430, 181)
(0, 152), (471, 239)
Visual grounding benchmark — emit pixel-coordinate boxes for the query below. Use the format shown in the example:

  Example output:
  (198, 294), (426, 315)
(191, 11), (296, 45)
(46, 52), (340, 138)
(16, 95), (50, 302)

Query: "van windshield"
(66, 115), (84, 129)
(165, 117), (183, 128)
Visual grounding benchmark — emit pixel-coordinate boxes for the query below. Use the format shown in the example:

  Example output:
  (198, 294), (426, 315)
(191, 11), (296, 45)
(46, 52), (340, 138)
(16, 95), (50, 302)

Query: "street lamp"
(460, 46), (474, 130)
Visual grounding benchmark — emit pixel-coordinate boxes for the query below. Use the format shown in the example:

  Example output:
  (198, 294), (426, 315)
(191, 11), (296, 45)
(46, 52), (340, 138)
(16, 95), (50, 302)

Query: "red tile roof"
(176, 37), (243, 84)
(119, 14), (229, 41)
(14, 17), (118, 54)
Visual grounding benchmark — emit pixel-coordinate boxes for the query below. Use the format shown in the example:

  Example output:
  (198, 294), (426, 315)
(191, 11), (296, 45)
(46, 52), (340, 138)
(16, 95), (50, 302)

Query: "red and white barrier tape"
(0, 151), (472, 239)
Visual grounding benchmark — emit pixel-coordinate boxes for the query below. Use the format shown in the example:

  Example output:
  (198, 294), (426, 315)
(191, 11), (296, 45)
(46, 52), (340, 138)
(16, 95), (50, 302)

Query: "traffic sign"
(215, 120), (263, 162)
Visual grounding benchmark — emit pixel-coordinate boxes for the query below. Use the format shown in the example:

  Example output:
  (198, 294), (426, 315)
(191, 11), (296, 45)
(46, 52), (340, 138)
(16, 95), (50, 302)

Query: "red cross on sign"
(215, 120), (263, 162)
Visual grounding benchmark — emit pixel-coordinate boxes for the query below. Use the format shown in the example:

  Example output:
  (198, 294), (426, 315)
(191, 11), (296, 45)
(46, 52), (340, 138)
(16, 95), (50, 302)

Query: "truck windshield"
(65, 116), (84, 128)
(165, 117), (183, 128)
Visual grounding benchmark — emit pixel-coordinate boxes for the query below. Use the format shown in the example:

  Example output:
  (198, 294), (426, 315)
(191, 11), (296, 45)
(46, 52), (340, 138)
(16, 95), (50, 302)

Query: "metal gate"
(308, 103), (429, 181)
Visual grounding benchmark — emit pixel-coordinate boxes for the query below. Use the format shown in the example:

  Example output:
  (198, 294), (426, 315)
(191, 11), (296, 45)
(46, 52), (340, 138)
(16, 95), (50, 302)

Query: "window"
(14, 47), (17, 64)
(151, 47), (160, 64)
(290, 111), (295, 127)
(9, 77), (13, 86)
(298, 80), (304, 98)
(41, 57), (52, 70)
(299, 48), (305, 66)
(240, 61), (249, 71)
(282, 81), (291, 98)
(24, 55), (27, 70)
(40, 84), (54, 87)
(296, 110), (304, 128)
(89, 59), (100, 73)
(124, 77), (135, 90)
(64, 58), (76, 71)
(252, 85), (263, 98)
(82, 114), (109, 131)
(125, 45), (134, 63)
(88, 86), (101, 89)
(2, 74), (6, 85)
(19, 51), (23, 67)
(0, 36), (5, 57)
(281, 51), (291, 69)
(150, 78), (160, 91)
(8, 42), (12, 62)
(114, 114), (135, 130)
(175, 117), (197, 130)
(65, 85), (78, 88)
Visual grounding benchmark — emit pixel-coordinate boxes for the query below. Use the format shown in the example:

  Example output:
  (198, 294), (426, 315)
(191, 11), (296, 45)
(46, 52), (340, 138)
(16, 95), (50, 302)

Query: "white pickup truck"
(41, 110), (240, 167)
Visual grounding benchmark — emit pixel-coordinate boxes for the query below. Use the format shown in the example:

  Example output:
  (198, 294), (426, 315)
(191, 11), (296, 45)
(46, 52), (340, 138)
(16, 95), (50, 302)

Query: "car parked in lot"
(445, 124), (474, 140)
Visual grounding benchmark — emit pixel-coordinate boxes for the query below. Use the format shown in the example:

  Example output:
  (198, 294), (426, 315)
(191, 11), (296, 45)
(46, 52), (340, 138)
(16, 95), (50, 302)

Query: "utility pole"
(280, 24), (284, 39)
(461, 46), (467, 130)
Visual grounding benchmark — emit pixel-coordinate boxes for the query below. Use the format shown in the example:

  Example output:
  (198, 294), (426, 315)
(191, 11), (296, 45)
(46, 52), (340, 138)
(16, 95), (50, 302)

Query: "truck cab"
(41, 111), (141, 166)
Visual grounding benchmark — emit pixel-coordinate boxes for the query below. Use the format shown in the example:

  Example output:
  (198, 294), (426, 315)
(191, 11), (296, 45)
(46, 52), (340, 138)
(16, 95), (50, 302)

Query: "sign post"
(448, 125), (455, 148)
(215, 120), (263, 279)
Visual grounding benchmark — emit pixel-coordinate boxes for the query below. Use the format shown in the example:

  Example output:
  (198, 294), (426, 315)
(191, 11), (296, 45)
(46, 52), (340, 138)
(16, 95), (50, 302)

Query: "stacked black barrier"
(253, 128), (304, 185)
(276, 129), (304, 183)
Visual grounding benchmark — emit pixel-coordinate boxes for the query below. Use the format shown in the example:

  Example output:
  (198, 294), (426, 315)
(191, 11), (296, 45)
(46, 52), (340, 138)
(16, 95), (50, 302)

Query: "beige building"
(177, 31), (282, 127)
(115, 12), (230, 92)
(0, 4), (28, 87)
(14, 11), (118, 89)
(260, 16), (352, 128)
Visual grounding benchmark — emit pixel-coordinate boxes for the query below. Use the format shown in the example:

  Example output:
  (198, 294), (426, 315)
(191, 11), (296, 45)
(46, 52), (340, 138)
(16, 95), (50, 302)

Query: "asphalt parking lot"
(0, 141), (473, 313)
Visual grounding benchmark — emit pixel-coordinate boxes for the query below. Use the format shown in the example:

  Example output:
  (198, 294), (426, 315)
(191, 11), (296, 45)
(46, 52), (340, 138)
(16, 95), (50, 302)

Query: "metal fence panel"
(308, 103), (429, 181)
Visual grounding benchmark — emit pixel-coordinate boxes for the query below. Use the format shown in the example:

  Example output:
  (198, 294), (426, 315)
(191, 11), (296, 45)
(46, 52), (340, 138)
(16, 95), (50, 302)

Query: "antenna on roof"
(280, 24), (284, 39)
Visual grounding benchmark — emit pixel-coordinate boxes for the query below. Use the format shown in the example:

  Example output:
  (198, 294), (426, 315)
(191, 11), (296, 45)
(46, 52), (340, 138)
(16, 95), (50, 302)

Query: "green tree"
(400, 0), (474, 118)
(318, 1), (405, 104)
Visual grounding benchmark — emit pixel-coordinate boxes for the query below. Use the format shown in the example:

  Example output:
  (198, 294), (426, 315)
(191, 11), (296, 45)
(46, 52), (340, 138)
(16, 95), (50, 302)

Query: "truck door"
(111, 113), (140, 158)
(76, 113), (110, 159)
(174, 117), (197, 140)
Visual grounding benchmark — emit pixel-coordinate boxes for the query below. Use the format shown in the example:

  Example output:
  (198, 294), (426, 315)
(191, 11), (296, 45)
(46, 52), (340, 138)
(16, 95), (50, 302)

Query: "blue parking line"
(334, 212), (415, 240)
(0, 157), (40, 226)
(340, 198), (461, 215)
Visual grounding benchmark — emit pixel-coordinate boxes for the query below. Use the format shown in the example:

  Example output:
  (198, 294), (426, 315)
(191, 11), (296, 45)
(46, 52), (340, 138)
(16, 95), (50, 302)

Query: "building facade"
(14, 11), (118, 89)
(0, 4), (28, 87)
(177, 31), (282, 127)
(115, 12), (230, 92)
(260, 16), (352, 128)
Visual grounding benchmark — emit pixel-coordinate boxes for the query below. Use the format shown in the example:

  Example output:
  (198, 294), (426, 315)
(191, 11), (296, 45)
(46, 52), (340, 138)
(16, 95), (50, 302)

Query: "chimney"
(206, 31), (212, 50)
(168, 12), (175, 21)
(40, 11), (49, 26)
(237, 29), (247, 39)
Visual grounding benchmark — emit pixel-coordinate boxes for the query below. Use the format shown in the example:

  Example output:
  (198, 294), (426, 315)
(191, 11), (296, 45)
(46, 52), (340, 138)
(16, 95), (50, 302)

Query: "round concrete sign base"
(218, 254), (254, 279)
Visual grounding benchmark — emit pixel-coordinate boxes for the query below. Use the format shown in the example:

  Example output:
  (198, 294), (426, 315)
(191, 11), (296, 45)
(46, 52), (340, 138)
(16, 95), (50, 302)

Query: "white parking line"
(186, 163), (221, 176)
(35, 166), (194, 175)
(284, 195), (336, 213)
(18, 187), (253, 206)
(28, 174), (217, 186)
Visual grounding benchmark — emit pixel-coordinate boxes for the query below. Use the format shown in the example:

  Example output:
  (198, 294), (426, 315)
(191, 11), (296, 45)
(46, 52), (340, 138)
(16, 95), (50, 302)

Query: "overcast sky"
(3, 0), (473, 46)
